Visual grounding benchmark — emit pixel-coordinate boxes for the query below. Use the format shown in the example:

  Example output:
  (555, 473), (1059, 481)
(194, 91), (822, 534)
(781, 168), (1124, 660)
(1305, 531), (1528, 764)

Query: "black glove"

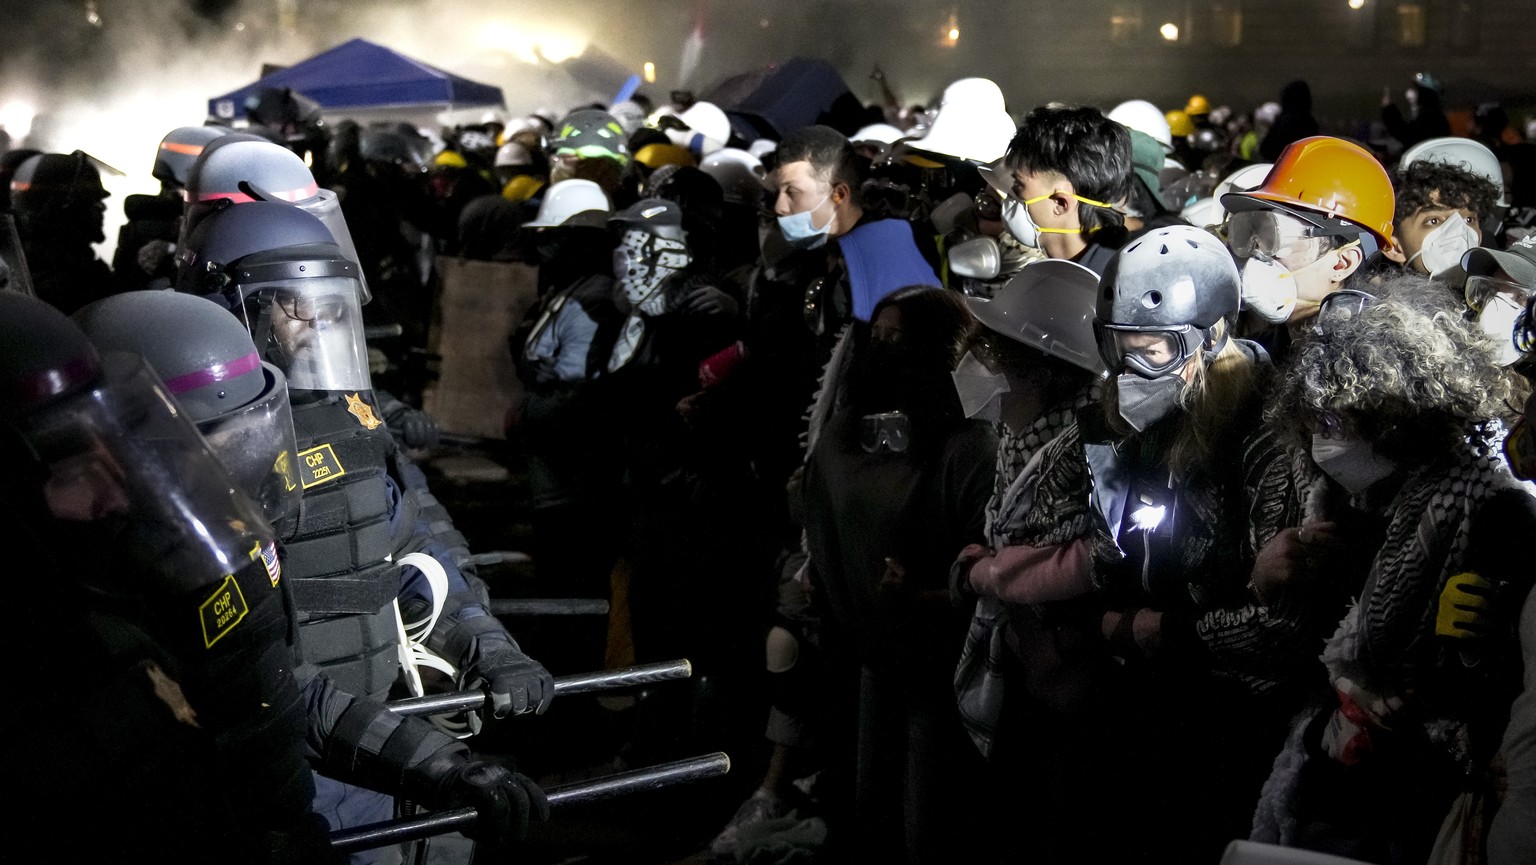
(437, 756), (550, 848)
(384, 403), (440, 449)
(467, 639), (555, 718)
(680, 285), (739, 318)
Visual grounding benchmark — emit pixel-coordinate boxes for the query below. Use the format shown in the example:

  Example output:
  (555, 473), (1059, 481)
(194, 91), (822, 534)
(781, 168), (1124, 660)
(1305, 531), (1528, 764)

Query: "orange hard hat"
(1165, 110), (1195, 137)
(1221, 136), (1394, 246)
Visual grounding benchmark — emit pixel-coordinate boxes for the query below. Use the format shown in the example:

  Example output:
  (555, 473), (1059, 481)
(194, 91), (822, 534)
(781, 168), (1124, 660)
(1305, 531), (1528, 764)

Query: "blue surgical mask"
(777, 192), (832, 249)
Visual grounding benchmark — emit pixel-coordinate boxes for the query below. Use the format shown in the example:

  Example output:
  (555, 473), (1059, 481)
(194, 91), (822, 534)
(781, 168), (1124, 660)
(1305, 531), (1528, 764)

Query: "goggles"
(1227, 209), (1361, 265)
(1094, 322), (1203, 378)
(1312, 288), (1376, 336)
(1465, 273), (1533, 315)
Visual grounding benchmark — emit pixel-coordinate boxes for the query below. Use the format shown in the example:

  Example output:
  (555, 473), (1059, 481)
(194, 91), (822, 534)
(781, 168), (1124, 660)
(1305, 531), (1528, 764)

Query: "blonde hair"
(1105, 319), (1257, 480)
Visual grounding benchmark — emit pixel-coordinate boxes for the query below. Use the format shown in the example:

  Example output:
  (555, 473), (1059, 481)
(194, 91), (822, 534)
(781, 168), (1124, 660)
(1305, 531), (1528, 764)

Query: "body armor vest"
(280, 391), (417, 699)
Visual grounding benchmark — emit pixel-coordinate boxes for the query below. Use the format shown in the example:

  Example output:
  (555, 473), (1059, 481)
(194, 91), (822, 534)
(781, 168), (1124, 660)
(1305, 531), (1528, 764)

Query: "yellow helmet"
(1165, 110), (1195, 137)
(1184, 94), (1211, 116)
(633, 143), (696, 170)
(433, 150), (468, 169)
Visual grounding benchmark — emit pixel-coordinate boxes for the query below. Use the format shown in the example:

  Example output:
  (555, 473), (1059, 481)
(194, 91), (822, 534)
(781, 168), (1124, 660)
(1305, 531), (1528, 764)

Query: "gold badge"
(274, 449), (298, 492)
(345, 392), (383, 430)
(199, 574), (250, 648)
(298, 443), (346, 489)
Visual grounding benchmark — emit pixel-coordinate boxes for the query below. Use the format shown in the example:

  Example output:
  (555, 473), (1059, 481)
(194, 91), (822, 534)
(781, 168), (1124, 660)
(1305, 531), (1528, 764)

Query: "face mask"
(1002, 193), (1085, 249)
(1115, 372), (1184, 432)
(614, 228), (689, 313)
(1407, 215), (1479, 277)
(1239, 245), (1348, 324)
(776, 191), (832, 249)
(1477, 293), (1525, 366)
(950, 351), (1007, 422)
(1312, 433), (1397, 494)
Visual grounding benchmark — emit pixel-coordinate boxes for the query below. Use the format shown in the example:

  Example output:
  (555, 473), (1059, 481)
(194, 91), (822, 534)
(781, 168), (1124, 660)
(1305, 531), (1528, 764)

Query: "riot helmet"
(9, 151), (111, 244)
(178, 201), (370, 393)
(0, 291), (273, 596)
(152, 125), (232, 188)
(74, 290), (302, 523)
(181, 134), (368, 302)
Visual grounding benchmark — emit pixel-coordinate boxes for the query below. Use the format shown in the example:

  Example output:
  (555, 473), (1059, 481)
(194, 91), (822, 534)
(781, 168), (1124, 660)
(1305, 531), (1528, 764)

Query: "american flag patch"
(261, 542), (281, 587)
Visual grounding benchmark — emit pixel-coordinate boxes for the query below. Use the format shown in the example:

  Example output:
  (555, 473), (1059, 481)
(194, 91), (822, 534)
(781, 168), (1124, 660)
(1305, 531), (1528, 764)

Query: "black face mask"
(848, 339), (925, 414)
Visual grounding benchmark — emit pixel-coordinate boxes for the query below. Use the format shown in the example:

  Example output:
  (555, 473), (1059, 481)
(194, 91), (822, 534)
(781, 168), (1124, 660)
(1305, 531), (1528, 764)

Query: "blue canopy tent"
(209, 38), (505, 121)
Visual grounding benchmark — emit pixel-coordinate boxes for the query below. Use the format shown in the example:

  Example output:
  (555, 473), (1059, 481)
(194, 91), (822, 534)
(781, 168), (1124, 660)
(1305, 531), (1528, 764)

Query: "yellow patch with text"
(298, 443), (346, 489)
(199, 575), (249, 649)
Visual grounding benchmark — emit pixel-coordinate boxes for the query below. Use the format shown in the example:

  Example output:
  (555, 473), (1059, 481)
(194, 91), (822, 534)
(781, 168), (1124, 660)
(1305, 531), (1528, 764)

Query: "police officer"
(0, 291), (333, 863)
(8, 150), (113, 313)
(73, 288), (552, 859)
(174, 200), (553, 861)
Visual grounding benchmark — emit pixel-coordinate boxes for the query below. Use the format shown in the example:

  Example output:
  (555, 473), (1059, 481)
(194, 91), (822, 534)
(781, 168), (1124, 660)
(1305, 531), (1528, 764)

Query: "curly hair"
(1265, 275), (1509, 462)
(1393, 161), (1500, 227)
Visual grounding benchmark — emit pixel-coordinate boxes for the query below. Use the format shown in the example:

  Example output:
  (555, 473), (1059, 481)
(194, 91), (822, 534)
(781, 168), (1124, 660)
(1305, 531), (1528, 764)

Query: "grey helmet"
(1096, 225), (1239, 377)
(152, 125), (232, 188)
(609, 197), (687, 243)
(73, 290), (303, 523)
(967, 259), (1106, 375)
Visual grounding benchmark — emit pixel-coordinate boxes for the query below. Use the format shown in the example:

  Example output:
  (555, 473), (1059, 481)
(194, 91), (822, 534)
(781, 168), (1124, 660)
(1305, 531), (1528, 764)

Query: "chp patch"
(199, 574), (250, 648)
(297, 443), (346, 489)
(345, 392), (383, 430)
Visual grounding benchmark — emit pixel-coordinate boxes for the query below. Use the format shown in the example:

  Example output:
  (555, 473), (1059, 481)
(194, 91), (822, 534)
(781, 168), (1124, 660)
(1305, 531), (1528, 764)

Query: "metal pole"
(387, 659), (693, 718)
(488, 598), (609, 617)
(467, 551), (533, 568)
(330, 752), (732, 853)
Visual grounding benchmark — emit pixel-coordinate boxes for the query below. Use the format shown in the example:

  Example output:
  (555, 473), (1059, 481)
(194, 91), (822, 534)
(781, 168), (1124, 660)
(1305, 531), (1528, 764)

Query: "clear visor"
(23, 353), (272, 595)
(1095, 323), (1198, 378)
(0, 214), (35, 297)
(1465, 274), (1532, 315)
(245, 276), (372, 392)
(296, 190), (372, 305)
(197, 362), (302, 524)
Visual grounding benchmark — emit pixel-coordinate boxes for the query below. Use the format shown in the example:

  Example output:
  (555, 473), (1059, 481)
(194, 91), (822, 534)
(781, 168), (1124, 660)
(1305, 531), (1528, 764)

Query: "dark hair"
(1393, 161), (1500, 227)
(1005, 105), (1132, 234)
(842, 286), (975, 455)
(777, 125), (862, 206)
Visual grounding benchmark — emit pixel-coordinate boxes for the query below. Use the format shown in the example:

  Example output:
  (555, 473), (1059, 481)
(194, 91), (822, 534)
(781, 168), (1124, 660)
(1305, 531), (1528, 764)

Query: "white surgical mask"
(1477, 292), (1526, 366)
(1407, 215), (1480, 278)
(776, 191), (832, 249)
(951, 351), (1007, 422)
(1311, 433), (1397, 494)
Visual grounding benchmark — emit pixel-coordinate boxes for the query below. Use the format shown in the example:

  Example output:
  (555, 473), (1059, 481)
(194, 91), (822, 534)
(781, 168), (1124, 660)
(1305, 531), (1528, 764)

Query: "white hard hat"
(1180, 162), (1272, 226)
(608, 100), (647, 136)
(495, 141), (533, 168)
(909, 78), (1015, 163)
(1399, 136), (1508, 208)
(524, 178), (610, 228)
(677, 101), (732, 147)
(1108, 99), (1173, 153)
(699, 147), (767, 206)
(1219, 840), (1371, 865)
(1254, 102), (1282, 126)
(748, 138), (778, 160)
(965, 259), (1105, 374)
(850, 123), (905, 145)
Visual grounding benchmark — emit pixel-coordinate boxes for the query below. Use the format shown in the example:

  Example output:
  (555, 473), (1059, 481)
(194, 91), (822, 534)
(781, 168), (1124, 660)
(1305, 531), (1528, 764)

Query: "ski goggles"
(1094, 322), (1203, 378)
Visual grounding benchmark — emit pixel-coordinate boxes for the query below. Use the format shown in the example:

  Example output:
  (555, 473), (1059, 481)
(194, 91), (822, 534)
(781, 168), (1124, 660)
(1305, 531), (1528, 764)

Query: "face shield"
(293, 189), (371, 304)
(21, 353), (273, 596)
(241, 270), (372, 392)
(0, 214), (35, 296)
(196, 362), (301, 523)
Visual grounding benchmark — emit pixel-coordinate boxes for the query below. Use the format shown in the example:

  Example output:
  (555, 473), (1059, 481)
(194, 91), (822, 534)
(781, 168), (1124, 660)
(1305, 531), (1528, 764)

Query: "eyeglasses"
(1312, 289), (1376, 336)
(275, 293), (346, 322)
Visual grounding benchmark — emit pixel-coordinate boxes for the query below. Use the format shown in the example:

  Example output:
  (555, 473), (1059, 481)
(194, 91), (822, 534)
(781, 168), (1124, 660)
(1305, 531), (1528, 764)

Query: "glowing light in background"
(85, 1), (102, 27)
(475, 20), (588, 65)
(0, 100), (37, 141)
(1160, 22), (1180, 41)
(1348, 0), (1366, 8)
(643, 61), (657, 83)
(942, 14), (960, 47)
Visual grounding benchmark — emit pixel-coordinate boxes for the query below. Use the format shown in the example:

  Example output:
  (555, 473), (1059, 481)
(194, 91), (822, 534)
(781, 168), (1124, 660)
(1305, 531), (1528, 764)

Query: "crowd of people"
(3, 67), (1536, 865)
